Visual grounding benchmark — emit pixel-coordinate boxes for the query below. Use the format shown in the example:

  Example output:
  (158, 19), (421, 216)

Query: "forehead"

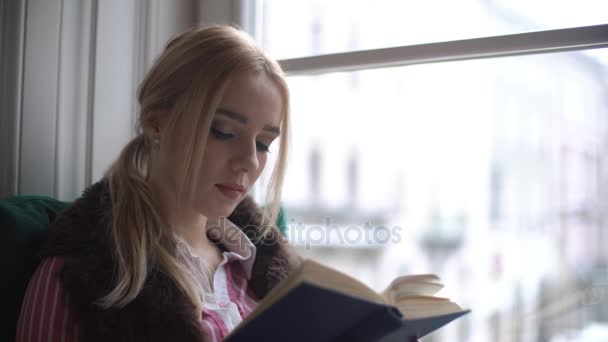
(218, 72), (284, 128)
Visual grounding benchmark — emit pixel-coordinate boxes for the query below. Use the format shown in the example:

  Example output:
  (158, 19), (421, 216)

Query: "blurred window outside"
(254, 1), (608, 341)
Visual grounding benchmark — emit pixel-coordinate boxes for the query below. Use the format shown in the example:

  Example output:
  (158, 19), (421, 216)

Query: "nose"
(231, 138), (259, 174)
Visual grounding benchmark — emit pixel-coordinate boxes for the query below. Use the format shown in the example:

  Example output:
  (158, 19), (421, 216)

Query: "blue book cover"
(226, 281), (470, 342)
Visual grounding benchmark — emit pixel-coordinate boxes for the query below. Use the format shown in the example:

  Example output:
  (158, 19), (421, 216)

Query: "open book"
(226, 259), (470, 341)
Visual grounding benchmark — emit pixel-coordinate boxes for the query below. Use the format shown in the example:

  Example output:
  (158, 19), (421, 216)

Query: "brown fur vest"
(41, 179), (302, 341)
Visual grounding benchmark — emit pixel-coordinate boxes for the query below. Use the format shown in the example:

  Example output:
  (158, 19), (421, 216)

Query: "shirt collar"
(213, 218), (257, 279)
(174, 218), (257, 280)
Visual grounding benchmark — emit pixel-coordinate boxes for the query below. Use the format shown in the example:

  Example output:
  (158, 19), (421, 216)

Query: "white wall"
(0, 0), (26, 197)
(0, 0), (247, 200)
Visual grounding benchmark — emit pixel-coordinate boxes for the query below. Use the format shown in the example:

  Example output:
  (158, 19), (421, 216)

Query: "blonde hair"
(99, 26), (290, 309)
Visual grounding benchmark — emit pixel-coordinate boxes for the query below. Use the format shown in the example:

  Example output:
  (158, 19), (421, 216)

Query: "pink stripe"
(22, 259), (53, 341)
(234, 263), (258, 315)
(18, 260), (40, 342)
(239, 288), (257, 315)
(229, 262), (257, 314)
(201, 318), (219, 342)
(52, 282), (69, 342)
(240, 285), (258, 315)
(47, 274), (62, 341)
(38, 257), (58, 341)
(224, 262), (252, 315)
(205, 309), (229, 337)
(28, 259), (52, 342)
(17, 264), (37, 342)
(47, 257), (65, 341)
(227, 262), (258, 310)
(17, 268), (36, 342)
(244, 287), (259, 311)
(223, 262), (240, 302)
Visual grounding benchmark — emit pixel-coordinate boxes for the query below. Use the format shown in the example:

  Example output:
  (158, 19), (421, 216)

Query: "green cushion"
(1, 195), (70, 341)
(276, 205), (288, 236)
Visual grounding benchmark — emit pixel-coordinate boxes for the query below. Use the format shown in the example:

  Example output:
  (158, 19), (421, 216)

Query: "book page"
(394, 299), (464, 320)
(381, 274), (443, 305)
(299, 259), (386, 304)
(380, 274), (466, 319)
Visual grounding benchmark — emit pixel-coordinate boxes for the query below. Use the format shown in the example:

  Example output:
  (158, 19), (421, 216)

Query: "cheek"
(253, 153), (268, 180)
(201, 139), (223, 163)
(197, 144), (226, 184)
(260, 152), (270, 169)
(201, 140), (235, 173)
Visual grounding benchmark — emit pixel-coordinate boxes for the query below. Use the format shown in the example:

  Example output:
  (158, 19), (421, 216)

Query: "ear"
(141, 111), (164, 138)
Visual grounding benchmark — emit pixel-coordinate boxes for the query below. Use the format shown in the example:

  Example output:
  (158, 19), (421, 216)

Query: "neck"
(148, 178), (215, 251)
(172, 212), (212, 251)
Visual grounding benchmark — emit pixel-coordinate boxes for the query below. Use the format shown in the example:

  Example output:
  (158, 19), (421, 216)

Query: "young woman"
(16, 25), (302, 341)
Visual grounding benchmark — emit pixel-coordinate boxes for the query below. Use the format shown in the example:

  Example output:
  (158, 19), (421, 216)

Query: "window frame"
(244, 3), (608, 203)
(275, 24), (608, 75)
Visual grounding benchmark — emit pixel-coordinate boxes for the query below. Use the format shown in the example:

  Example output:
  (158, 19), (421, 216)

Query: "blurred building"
(262, 1), (608, 341)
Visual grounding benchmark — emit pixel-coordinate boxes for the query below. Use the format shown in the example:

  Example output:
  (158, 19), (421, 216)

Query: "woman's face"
(194, 72), (283, 220)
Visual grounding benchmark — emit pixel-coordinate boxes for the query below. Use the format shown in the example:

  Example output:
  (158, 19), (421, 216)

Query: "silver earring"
(153, 138), (160, 147)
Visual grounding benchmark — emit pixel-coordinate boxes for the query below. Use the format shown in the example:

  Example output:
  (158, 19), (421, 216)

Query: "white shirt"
(175, 218), (258, 333)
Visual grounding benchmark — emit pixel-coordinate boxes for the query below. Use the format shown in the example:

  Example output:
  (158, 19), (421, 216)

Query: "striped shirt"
(16, 219), (259, 342)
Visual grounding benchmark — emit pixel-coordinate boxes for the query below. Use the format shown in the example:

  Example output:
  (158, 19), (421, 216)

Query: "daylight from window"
(260, 1), (608, 341)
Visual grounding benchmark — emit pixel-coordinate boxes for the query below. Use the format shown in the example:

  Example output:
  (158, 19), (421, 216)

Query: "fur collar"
(42, 179), (302, 341)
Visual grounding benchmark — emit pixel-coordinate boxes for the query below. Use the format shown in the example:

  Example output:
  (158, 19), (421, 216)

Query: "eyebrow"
(216, 108), (281, 134)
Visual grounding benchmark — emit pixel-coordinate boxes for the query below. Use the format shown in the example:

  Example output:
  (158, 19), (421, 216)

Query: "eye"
(256, 141), (270, 153)
(210, 127), (234, 140)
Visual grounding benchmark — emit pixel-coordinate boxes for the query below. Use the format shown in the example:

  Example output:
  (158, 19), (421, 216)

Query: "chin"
(204, 205), (235, 221)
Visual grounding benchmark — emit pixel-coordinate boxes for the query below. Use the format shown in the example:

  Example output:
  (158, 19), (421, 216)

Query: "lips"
(215, 183), (245, 199)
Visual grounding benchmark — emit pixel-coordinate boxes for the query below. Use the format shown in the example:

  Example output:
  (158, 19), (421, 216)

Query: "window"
(255, 2), (608, 341)
(259, 0), (608, 59)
